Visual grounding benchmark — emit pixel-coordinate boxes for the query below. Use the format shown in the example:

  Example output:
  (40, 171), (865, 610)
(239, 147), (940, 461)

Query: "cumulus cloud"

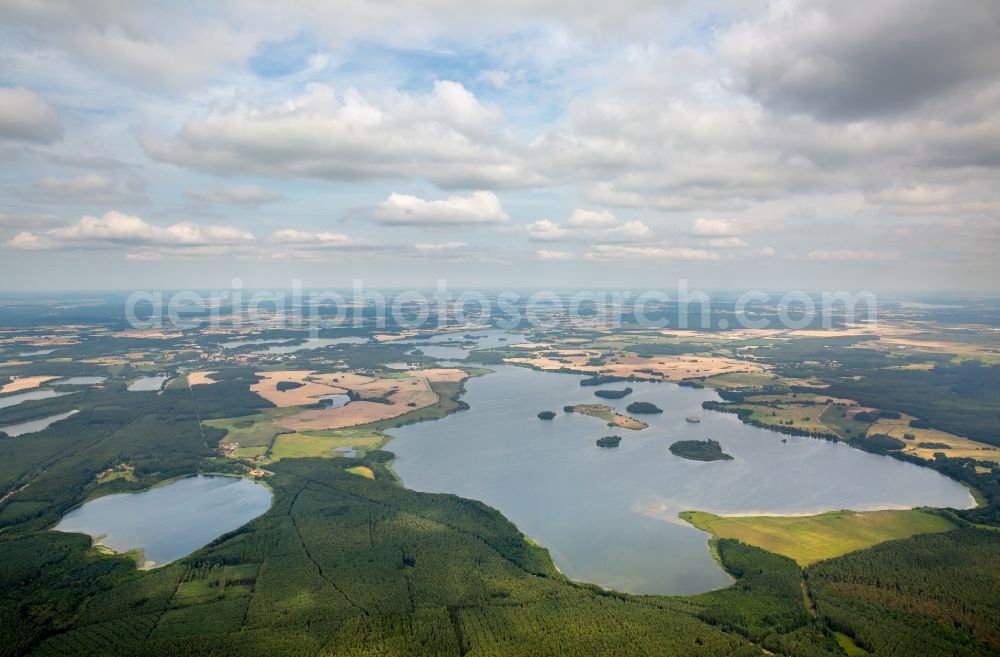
(6, 211), (255, 251)
(144, 82), (538, 189)
(720, 1), (1000, 121)
(271, 229), (366, 246)
(188, 184), (284, 206)
(371, 191), (508, 226)
(526, 210), (652, 242)
(18, 174), (146, 205)
(0, 87), (63, 143)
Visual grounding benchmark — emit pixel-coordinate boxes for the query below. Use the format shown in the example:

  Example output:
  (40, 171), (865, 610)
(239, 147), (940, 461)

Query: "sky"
(1, 0), (999, 292)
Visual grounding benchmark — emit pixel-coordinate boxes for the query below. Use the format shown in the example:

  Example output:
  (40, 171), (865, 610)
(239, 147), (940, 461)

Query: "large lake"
(387, 364), (975, 595)
(54, 475), (272, 567)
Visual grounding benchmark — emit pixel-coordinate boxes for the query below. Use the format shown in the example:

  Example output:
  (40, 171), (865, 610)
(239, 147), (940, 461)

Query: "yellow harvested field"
(505, 350), (765, 381)
(868, 414), (1000, 464)
(187, 371), (219, 386)
(251, 370), (347, 407)
(1, 376), (59, 394)
(346, 466), (375, 479)
(276, 368), (467, 431)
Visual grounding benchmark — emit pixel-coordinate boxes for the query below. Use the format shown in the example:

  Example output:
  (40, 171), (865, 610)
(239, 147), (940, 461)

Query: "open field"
(0, 376), (58, 394)
(565, 404), (647, 430)
(345, 465), (375, 479)
(204, 408), (302, 454)
(250, 370), (347, 407)
(868, 413), (1000, 464)
(505, 350), (765, 381)
(276, 368), (467, 431)
(269, 429), (385, 460)
(186, 371), (218, 386)
(681, 509), (958, 566)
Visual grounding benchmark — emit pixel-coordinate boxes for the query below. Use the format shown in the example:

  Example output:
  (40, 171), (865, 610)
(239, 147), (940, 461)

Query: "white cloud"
(584, 245), (719, 261)
(188, 185), (284, 207)
(692, 218), (740, 237)
(19, 174), (145, 205)
(806, 249), (897, 262)
(526, 209), (652, 242)
(536, 249), (575, 260)
(0, 87), (63, 143)
(271, 229), (366, 246)
(414, 242), (467, 251)
(372, 190), (509, 226)
(144, 82), (539, 189)
(5, 211), (255, 251)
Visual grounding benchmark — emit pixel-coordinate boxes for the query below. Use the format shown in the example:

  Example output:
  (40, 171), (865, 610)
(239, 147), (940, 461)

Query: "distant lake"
(53, 376), (106, 386)
(54, 475), (272, 567)
(219, 338), (295, 349)
(127, 375), (168, 391)
(0, 389), (69, 410)
(1, 410), (79, 437)
(387, 364), (974, 595)
(402, 329), (527, 361)
(18, 348), (57, 356)
(254, 336), (367, 354)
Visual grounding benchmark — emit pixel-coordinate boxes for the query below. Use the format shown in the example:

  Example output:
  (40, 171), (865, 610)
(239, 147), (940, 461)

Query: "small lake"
(319, 393), (351, 409)
(0, 389), (69, 410)
(54, 475), (272, 567)
(387, 364), (974, 595)
(127, 375), (168, 391)
(1, 409), (79, 437)
(54, 376), (106, 386)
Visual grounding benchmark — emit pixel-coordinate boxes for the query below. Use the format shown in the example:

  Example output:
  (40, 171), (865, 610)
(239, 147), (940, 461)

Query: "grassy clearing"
(835, 632), (869, 656)
(270, 429), (384, 460)
(205, 408), (301, 458)
(731, 402), (835, 436)
(681, 509), (957, 566)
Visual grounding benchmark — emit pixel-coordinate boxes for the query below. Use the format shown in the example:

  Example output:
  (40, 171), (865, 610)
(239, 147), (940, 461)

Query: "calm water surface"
(255, 336), (367, 354)
(1, 409), (79, 437)
(387, 364), (974, 595)
(403, 330), (526, 360)
(127, 375), (168, 391)
(54, 475), (272, 566)
(0, 389), (68, 410)
(53, 376), (107, 386)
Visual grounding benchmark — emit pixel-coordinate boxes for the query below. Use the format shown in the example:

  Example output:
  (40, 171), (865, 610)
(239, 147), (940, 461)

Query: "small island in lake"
(563, 404), (648, 430)
(626, 401), (663, 414)
(669, 439), (733, 461)
(537, 410), (556, 420)
(594, 387), (633, 400)
(596, 435), (622, 448)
